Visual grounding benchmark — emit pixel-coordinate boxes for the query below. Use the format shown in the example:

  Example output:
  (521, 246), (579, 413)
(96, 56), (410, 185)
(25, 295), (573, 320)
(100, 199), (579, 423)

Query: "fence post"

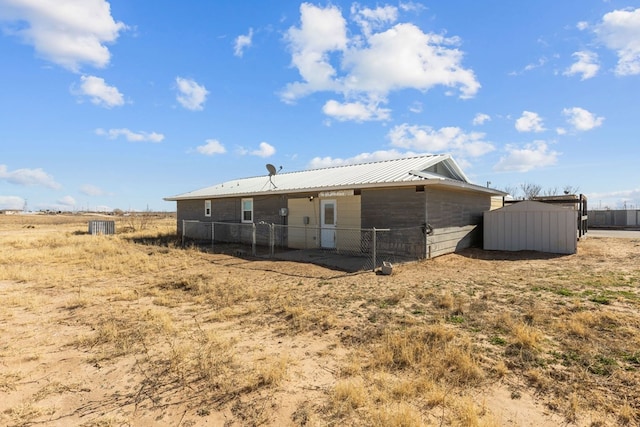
(211, 222), (215, 249)
(270, 223), (275, 257)
(252, 223), (256, 256)
(181, 219), (185, 247)
(372, 227), (377, 271)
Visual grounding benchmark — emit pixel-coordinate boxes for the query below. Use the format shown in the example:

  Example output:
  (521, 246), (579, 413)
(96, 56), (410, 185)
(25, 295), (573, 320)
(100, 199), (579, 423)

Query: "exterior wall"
(426, 187), (489, 228)
(361, 186), (491, 258)
(286, 194), (361, 250)
(177, 196), (287, 243)
(176, 199), (207, 236)
(287, 197), (319, 249)
(425, 187), (491, 257)
(332, 195), (361, 252)
(484, 203), (577, 254)
(361, 187), (425, 229)
(361, 187), (425, 258)
(490, 197), (504, 210)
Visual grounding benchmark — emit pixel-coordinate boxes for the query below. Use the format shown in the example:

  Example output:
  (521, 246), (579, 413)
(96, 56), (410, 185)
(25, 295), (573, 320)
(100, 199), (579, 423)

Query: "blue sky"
(1, 1), (639, 212)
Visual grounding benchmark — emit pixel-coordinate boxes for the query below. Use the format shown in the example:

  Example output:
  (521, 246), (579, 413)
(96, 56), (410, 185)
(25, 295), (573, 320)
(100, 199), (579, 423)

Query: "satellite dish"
(266, 164), (277, 176)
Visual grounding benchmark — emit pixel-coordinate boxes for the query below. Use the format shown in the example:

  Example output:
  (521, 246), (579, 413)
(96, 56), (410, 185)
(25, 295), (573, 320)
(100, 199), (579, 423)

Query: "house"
(164, 154), (505, 259)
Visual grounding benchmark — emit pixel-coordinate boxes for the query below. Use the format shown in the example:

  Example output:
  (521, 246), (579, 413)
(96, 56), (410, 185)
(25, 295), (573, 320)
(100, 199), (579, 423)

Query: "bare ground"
(0, 215), (639, 426)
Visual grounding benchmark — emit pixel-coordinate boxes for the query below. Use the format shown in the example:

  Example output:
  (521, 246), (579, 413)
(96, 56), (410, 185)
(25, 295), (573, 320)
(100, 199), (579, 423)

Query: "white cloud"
(282, 3), (347, 101)
(472, 113), (491, 126)
(562, 107), (604, 131)
(388, 124), (495, 158)
(351, 3), (398, 37)
(408, 101), (422, 113)
(0, 196), (25, 210)
(196, 139), (226, 155)
(175, 77), (208, 111)
(556, 127), (567, 135)
(0, 164), (61, 189)
(510, 57), (547, 76)
(234, 28), (253, 57)
(595, 8), (640, 76)
(493, 141), (559, 172)
(250, 142), (276, 158)
(80, 184), (106, 196)
(398, 2), (426, 13)
(322, 99), (390, 122)
(0, 0), (126, 71)
(524, 57), (547, 72)
(58, 195), (76, 207)
(282, 3), (479, 119)
(76, 75), (124, 108)
(308, 149), (416, 169)
(564, 51), (600, 80)
(577, 21), (589, 31)
(515, 111), (545, 133)
(95, 128), (164, 142)
(343, 24), (479, 99)
(587, 188), (640, 209)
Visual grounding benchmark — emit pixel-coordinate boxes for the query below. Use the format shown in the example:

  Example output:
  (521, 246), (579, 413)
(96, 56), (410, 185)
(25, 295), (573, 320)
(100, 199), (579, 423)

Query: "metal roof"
(164, 154), (504, 201)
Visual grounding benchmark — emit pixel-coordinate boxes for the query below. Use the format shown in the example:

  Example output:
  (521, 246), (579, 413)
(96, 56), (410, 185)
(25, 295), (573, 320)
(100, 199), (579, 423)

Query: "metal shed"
(483, 200), (577, 254)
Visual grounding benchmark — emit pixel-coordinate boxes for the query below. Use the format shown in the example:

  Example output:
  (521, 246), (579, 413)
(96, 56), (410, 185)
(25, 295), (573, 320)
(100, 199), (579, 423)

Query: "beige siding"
(335, 195), (361, 252)
(287, 195), (361, 250)
(336, 195), (361, 228)
(490, 197), (504, 210)
(287, 197), (320, 249)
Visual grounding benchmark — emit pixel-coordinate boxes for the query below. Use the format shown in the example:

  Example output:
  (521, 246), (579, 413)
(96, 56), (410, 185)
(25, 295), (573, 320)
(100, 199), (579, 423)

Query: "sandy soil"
(0, 217), (638, 426)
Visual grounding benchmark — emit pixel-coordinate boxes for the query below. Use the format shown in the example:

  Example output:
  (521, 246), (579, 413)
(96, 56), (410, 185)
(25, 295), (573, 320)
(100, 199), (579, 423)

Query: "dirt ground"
(0, 215), (639, 426)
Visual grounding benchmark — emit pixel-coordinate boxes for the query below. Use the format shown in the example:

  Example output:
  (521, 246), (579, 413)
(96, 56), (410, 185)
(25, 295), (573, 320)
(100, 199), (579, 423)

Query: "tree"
(520, 182), (542, 200)
(502, 185), (519, 199)
(563, 185), (580, 195)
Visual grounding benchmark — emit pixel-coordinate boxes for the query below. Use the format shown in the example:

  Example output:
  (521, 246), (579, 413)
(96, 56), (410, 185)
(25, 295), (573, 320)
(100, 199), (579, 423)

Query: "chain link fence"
(181, 220), (427, 271)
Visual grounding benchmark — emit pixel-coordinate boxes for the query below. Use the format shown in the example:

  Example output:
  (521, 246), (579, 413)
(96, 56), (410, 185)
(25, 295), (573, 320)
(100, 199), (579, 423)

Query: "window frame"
(241, 198), (253, 223)
(204, 200), (211, 217)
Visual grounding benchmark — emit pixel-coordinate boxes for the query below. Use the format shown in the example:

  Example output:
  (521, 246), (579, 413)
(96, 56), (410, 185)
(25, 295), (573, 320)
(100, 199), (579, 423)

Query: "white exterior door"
(320, 199), (336, 249)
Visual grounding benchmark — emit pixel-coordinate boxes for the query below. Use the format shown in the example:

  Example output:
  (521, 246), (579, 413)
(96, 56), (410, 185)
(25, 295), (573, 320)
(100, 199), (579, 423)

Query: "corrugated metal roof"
(165, 154), (501, 200)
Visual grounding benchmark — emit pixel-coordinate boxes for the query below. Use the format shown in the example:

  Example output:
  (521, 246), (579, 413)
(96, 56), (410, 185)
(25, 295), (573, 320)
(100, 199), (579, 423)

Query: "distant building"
(588, 209), (640, 228)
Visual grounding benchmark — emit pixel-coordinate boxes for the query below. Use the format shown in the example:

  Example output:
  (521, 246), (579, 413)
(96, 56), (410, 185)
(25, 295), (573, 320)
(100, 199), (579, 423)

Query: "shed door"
(320, 199), (336, 249)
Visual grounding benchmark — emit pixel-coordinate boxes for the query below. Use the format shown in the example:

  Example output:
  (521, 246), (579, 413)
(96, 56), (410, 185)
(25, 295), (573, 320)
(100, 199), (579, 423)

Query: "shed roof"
(165, 154), (505, 201)
(490, 200), (573, 213)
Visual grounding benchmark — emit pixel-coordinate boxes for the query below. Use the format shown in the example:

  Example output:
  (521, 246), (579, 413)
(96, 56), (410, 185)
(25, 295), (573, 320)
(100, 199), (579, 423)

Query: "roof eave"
(164, 178), (505, 201)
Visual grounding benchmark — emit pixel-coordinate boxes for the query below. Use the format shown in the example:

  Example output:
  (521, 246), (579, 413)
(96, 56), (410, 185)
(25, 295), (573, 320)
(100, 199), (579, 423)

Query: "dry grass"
(0, 214), (639, 426)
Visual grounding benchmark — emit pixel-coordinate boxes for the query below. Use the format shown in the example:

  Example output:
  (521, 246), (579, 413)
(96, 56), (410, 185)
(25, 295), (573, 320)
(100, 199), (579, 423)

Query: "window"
(204, 200), (211, 217)
(241, 198), (253, 223)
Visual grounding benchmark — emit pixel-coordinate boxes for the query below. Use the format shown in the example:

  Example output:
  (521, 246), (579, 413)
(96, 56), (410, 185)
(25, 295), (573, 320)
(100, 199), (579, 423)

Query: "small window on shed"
(241, 198), (253, 223)
(204, 200), (211, 217)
